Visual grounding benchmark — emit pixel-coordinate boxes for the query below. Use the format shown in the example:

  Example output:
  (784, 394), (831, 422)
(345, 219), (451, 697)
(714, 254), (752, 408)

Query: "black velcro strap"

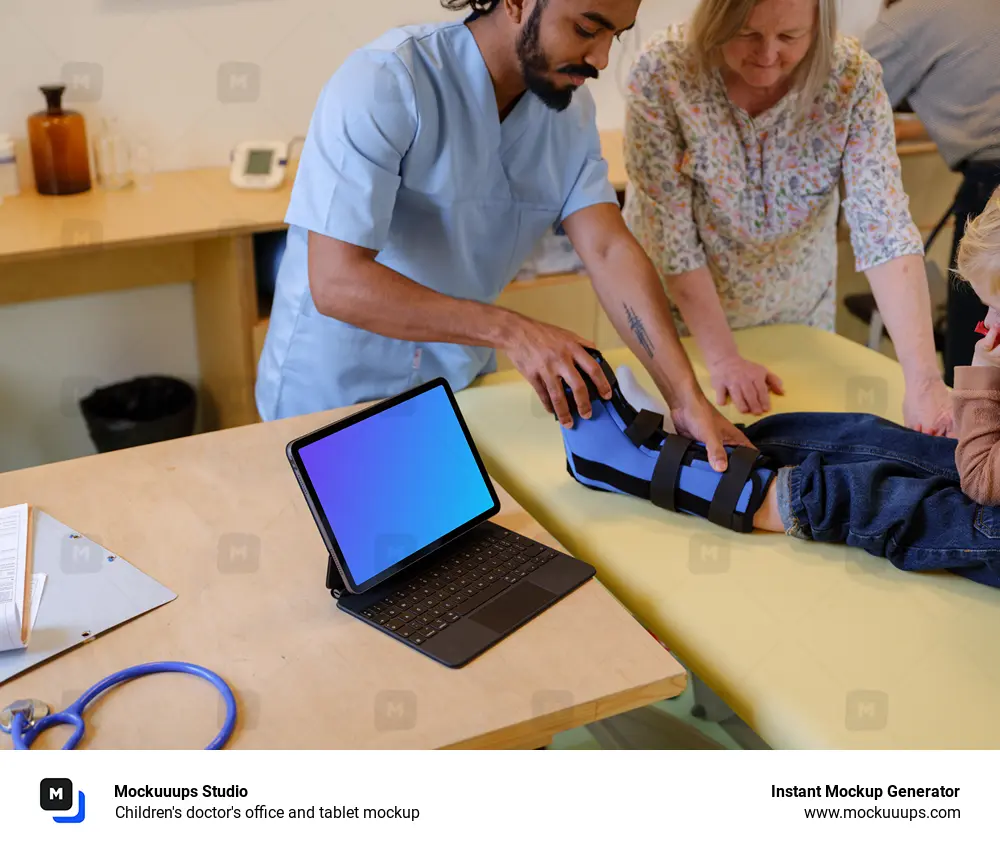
(650, 435), (692, 512)
(570, 453), (714, 519)
(624, 409), (664, 448)
(707, 447), (762, 531)
(570, 454), (649, 500)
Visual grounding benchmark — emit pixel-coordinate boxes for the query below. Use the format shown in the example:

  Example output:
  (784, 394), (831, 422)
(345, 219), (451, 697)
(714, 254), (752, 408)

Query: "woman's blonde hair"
(688, 0), (838, 111)
(957, 187), (1000, 294)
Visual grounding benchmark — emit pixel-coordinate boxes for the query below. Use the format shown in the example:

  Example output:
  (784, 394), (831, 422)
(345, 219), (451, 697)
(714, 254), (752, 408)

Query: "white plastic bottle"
(0, 134), (20, 198)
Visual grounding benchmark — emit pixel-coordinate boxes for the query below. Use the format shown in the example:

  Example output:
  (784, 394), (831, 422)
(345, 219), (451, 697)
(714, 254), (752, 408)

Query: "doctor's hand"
(706, 354), (785, 416)
(670, 394), (756, 473)
(499, 315), (613, 428)
(903, 374), (954, 437)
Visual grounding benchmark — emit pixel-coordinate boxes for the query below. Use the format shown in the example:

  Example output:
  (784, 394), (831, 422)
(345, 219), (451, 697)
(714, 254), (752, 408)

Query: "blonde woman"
(622, 0), (954, 436)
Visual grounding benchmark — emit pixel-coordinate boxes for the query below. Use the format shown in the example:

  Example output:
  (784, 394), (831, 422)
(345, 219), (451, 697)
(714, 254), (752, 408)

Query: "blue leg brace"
(559, 350), (778, 534)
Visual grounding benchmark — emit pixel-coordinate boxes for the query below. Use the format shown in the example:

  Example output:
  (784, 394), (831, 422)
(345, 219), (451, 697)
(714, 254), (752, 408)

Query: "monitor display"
(295, 383), (497, 588)
(245, 149), (274, 175)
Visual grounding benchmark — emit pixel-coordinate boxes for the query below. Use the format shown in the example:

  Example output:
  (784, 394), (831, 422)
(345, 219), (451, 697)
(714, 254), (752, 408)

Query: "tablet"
(286, 378), (501, 595)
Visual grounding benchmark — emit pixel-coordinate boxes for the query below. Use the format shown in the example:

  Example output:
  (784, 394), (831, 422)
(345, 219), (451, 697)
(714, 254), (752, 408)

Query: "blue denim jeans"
(742, 412), (1000, 589)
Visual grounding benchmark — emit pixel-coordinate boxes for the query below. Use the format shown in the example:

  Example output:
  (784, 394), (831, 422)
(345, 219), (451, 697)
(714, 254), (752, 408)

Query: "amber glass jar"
(27, 85), (92, 195)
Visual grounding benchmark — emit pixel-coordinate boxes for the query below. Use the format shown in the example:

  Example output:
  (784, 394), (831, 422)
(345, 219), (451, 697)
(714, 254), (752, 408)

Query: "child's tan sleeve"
(953, 366), (1000, 505)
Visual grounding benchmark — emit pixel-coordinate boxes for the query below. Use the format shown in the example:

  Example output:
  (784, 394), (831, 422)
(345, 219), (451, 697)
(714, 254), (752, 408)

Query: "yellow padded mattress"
(457, 325), (1000, 748)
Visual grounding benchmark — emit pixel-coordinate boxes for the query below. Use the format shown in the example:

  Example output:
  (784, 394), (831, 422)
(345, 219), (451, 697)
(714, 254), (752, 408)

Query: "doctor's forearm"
(588, 246), (703, 408)
(866, 254), (941, 383)
(312, 260), (515, 349)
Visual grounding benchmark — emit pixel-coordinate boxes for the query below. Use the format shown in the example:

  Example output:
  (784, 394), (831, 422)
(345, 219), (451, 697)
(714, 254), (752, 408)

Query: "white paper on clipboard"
(0, 510), (176, 686)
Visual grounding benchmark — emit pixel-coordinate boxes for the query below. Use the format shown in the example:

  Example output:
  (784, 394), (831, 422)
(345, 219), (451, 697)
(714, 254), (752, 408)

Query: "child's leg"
(753, 477), (787, 532)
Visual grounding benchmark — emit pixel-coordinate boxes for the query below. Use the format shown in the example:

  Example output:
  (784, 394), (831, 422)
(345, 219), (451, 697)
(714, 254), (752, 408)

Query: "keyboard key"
(474, 579), (489, 591)
(445, 612), (461, 623)
(412, 635), (426, 645)
(433, 590), (449, 601)
(396, 599), (411, 610)
(420, 628), (438, 640)
(441, 600), (456, 611)
(522, 544), (544, 558)
(411, 601), (428, 615)
(432, 619), (448, 631)
(505, 575), (520, 584)
(399, 625), (415, 639)
(457, 577), (472, 588)
(385, 607), (400, 618)
(361, 609), (376, 619)
(386, 618), (405, 631)
(399, 612), (415, 622)
(418, 613), (435, 626)
(429, 605), (446, 618)
(375, 615), (391, 626)
(369, 601), (386, 613)
(454, 578), (510, 616)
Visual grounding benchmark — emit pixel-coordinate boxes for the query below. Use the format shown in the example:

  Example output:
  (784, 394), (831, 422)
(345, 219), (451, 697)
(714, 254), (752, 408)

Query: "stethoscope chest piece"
(0, 699), (49, 734)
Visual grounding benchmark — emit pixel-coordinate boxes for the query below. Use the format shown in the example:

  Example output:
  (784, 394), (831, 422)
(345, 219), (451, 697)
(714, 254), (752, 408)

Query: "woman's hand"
(671, 394), (756, 472)
(707, 354), (785, 415)
(903, 375), (954, 437)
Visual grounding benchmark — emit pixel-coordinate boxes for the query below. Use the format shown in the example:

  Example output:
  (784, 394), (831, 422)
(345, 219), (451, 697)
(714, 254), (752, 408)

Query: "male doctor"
(256, 0), (751, 471)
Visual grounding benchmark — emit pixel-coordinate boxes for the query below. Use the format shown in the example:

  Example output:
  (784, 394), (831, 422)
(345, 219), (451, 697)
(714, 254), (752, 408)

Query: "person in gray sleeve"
(865, 0), (1000, 385)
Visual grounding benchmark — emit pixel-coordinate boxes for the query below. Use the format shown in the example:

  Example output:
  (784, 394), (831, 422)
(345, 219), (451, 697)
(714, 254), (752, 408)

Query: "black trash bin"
(80, 376), (197, 453)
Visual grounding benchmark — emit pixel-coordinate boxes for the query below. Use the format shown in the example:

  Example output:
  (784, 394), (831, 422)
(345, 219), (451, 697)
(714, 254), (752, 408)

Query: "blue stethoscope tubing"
(7, 661), (238, 750)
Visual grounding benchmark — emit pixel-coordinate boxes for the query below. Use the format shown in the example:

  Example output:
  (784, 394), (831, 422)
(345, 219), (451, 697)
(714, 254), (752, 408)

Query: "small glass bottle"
(27, 84), (92, 195)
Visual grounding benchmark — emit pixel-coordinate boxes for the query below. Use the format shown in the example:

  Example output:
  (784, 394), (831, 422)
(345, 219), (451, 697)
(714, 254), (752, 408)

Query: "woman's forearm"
(664, 266), (740, 367)
(865, 254), (941, 383)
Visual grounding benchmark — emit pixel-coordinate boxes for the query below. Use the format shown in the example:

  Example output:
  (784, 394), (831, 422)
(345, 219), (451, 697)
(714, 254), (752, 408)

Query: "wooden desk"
(0, 402), (685, 749)
(0, 131), (628, 434)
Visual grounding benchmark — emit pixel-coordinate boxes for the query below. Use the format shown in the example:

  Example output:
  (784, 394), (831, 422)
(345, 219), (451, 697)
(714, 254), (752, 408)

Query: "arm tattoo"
(624, 303), (655, 359)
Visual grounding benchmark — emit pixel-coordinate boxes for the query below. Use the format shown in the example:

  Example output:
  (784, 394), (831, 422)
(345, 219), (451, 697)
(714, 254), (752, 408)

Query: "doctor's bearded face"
(516, 0), (640, 111)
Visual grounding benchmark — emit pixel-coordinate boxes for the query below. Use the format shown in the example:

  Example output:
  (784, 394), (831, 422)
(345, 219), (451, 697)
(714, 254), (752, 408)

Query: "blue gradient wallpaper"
(298, 384), (495, 586)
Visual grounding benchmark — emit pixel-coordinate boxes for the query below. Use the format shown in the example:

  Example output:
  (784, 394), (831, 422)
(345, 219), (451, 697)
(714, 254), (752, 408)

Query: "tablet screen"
(295, 382), (498, 590)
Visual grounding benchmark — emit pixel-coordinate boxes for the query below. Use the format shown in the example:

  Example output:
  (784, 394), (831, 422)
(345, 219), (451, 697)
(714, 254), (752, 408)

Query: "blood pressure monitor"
(229, 140), (289, 190)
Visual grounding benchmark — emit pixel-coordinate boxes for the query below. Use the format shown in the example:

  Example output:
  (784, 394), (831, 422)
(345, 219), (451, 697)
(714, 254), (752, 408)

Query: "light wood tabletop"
(0, 401), (686, 750)
(0, 131), (629, 265)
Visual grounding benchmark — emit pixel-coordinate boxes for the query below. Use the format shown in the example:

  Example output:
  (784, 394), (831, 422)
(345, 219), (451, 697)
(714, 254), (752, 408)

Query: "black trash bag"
(79, 376), (196, 453)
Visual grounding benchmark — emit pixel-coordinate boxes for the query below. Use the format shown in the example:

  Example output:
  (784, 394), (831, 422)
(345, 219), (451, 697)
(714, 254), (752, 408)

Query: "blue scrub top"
(255, 21), (618, 421)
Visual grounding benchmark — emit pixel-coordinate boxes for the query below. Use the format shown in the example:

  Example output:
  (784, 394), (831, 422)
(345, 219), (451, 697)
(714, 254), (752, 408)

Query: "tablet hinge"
(326, 555), (346, 599)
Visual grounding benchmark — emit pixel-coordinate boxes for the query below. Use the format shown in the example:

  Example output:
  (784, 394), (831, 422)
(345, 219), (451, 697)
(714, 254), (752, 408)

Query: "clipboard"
(0, 509), (176, 686)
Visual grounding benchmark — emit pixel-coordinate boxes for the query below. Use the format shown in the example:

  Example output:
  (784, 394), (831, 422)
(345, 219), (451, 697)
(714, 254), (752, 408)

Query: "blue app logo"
(40, 779), (86, 823)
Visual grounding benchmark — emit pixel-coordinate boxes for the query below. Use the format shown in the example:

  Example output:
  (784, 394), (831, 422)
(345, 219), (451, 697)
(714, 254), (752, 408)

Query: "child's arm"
(954, 326), (1000, 505)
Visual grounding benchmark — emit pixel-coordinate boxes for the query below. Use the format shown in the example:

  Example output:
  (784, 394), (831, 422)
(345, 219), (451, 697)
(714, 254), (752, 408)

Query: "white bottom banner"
(5, 750), (989, 848)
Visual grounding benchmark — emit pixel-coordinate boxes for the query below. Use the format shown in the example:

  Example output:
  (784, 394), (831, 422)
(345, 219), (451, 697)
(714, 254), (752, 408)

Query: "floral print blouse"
(622, 25), (924, 335)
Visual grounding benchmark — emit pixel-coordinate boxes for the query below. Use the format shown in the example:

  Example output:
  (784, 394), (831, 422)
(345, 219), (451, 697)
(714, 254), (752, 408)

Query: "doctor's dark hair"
(440, 0), (502, 15)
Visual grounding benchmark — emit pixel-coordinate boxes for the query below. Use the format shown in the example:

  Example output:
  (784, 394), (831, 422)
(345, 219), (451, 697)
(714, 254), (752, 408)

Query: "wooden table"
(0, 401), (686, 749)
(0, 133), (628, 435)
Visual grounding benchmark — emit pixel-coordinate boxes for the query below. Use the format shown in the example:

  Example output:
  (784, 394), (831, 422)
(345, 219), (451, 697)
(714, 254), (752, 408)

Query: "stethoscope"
(0, 662), (238, 750)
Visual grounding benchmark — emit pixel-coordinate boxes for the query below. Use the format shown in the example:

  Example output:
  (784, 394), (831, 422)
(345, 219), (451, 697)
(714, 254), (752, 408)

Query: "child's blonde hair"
(957, 187), (1000, 295)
